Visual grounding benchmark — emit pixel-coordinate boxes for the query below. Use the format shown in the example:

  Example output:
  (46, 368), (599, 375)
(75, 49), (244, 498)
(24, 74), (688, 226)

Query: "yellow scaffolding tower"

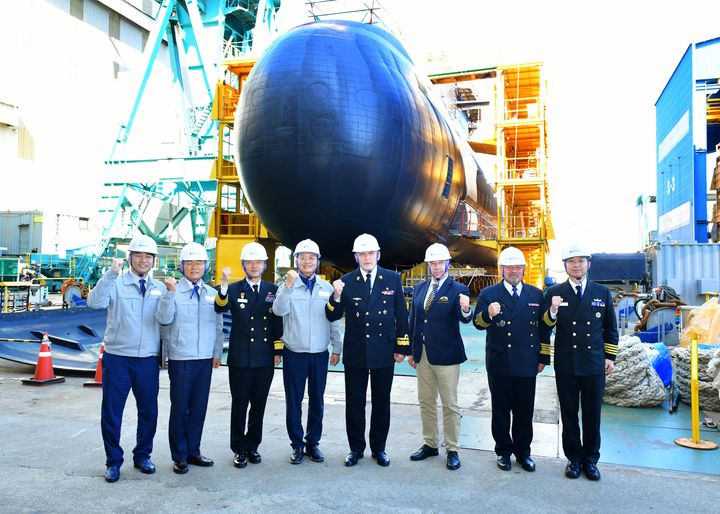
(207, 59), (278, 283)
(495, 63), (554, 289)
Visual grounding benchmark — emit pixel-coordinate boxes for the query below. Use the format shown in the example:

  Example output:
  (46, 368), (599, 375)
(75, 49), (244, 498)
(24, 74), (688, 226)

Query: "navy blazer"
(473, 281), (551, 377)
(542, 280), (618, 376)
(326, 266), (410, 369)
(409, 277), (470, 366)
(215, 280), (283, 368)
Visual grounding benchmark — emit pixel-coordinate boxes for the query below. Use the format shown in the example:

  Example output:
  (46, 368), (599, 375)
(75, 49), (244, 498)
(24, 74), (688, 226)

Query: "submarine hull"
(236, 20), (496, 267)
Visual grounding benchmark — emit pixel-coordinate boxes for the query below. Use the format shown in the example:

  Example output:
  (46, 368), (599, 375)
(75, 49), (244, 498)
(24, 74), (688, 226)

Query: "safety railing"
(499, 213), (542, 239)
(449, 202), (497, 240)
(502, 96), (542, 122)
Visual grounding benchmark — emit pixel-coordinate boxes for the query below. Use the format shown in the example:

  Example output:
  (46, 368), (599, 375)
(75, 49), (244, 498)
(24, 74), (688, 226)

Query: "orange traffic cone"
(83, 341), (104, 387)
(22, 332), (65, 385)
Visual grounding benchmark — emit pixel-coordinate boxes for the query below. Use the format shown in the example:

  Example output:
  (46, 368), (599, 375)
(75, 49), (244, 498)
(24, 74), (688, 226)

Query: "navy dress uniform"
(215, 278), (283, 464)
(409, 247), (471, 470)
(326, 263), (410, 464)
(472, 247), (553, 472)
(542, 277), (618, 472)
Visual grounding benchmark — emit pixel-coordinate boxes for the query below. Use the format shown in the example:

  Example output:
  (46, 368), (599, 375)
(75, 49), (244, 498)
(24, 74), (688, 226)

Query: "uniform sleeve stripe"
(326, 301), (335, 312)
(604, 344), (618, 355)
(274, 340), (284, 350)
(396, 335), (410, 346)
(474, 313), (491, 328)
(542, 311), (556, 327)
(215, 294), (228, 307)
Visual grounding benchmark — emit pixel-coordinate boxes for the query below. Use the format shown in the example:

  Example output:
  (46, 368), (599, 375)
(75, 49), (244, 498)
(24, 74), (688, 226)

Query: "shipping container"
(647, 242), (720, 306)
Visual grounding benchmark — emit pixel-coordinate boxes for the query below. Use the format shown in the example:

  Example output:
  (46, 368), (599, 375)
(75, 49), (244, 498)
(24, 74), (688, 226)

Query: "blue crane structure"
(75, 0), (281, 283)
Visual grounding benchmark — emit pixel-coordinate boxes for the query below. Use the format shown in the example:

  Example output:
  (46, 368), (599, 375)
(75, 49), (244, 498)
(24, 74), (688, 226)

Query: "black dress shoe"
(133, 458), (156, 474)
(410, 444), (439, 461)
(104, 466), (120, 483)
(233, 451), (248, 468)
(496, 455), (511, 471)
(345, 451), (363, 467)
(173, 461), (188, 474)
(305, 445), (325, 463)
(371, 451), (390, 467)
(187, 454), (214, 467)
(516, 456), (536, 472)
(582, 462), (601, 481)
(446, 451), (461, 470)
(290, 447), (304, 464)
(565, 461), (581, 479)
(247, 450), (262, 464)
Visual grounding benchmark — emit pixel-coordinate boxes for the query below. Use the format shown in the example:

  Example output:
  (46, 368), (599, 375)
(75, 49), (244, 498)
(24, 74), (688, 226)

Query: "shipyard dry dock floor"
(0, 325), (719, 513)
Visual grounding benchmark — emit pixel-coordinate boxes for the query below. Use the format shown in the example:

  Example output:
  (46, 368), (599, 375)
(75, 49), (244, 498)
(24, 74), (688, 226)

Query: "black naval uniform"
(541, 279), (618, 466)
(215, 280), (283, 456)
(325, 266), (410, 455)
(473, 281), (552, 460)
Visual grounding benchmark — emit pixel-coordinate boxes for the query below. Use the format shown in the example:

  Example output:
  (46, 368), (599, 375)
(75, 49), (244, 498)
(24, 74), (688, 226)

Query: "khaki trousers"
(416, 345), (461, 452)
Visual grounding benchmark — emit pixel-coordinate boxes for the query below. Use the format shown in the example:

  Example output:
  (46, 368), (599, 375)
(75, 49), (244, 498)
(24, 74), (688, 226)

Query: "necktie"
(139, 278), (146, 296)
(512, 285), (519, 299)
(191, 284), (200, 300)
(575, 284), (582, 299)
(365, 273), (372, 294)
(253, 284), (259, 296)
(424, 281), (438, 311)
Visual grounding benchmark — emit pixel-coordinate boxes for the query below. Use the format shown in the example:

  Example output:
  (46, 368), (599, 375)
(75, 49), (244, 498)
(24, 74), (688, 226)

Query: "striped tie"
(424, 281), (438, 312)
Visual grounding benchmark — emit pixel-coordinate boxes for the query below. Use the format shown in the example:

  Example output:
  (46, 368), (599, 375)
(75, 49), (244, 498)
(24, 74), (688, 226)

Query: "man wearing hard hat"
(214, 242), (283, 469)
(325, 233), (410, 467)
(407, 243), (472, 471)
(472, 246), (555, 474)
(156, 242), (224, 475)
(88, 234), (167, 483)
(272, 239), (342, 465)
(543, 243), (617, 481)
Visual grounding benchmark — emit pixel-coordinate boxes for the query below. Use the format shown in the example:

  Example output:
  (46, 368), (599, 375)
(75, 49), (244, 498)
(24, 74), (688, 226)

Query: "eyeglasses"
(183, 260), (205, 267)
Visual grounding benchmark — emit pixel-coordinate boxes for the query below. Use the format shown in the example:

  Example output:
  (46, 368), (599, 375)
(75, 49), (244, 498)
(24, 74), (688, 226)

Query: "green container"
(0, 257), (20, 282)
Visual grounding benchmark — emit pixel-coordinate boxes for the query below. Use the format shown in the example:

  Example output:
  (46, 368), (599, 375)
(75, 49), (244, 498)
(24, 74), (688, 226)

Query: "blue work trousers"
(101, 353), (160, 468)
(282, 349), (329, 450)
(168, 359), (213, 462)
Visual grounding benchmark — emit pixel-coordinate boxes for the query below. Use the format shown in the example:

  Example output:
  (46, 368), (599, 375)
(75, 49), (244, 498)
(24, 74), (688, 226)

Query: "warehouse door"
(18, 224), (29, 253)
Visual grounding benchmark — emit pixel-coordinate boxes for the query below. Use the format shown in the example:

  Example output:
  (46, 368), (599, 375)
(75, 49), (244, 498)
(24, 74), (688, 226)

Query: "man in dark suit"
(542, 243), (618, 481)
(407, 243), (471, 471)
(473, 247), (554, 473)
(325, 233), (410, 467)
(214, 242), (283, 469)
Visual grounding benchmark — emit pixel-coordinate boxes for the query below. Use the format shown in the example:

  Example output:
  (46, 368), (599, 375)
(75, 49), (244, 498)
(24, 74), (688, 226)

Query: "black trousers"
(555, 372), (605, 464)
(487, 373), (536, 458)
(344, 365), (394, 454)
(228, 365), (275, 454)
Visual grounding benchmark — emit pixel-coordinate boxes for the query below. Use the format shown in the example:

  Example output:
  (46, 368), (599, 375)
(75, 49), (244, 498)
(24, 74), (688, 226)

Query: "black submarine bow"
(235, 20), (497, 267)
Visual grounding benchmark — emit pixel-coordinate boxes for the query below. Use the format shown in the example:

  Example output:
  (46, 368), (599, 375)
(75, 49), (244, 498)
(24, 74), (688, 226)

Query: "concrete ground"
(1, 359), (719, 514)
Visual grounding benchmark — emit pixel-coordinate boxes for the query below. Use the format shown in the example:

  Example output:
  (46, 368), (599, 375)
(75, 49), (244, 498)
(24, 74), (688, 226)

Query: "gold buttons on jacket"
(507, 332), (512, 336)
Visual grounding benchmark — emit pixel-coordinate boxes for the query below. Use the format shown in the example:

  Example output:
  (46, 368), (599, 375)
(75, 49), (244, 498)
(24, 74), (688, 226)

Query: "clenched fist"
(488, 301), (502, 318)
(333, 279), (345, 300)
(459, 293), (470, 313)
(221, 267), (232, 285)
(285, 269), (299, 288)
(110, 258), (124, 274)
(550, 295), (563, 315)
(164, 277), (177, 292)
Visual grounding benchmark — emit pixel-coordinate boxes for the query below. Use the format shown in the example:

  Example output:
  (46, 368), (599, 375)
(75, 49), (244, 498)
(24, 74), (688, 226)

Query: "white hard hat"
(498, 247), (526, 266)
(352, 233), (380, 252)
(562, 243), (592, 261)
(241, 242), (268, 261)
(128, 234), (158, 255)
(179, 242), (208, 262)
(294, 239), (321, 258)
(424, 243), (451, 262)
